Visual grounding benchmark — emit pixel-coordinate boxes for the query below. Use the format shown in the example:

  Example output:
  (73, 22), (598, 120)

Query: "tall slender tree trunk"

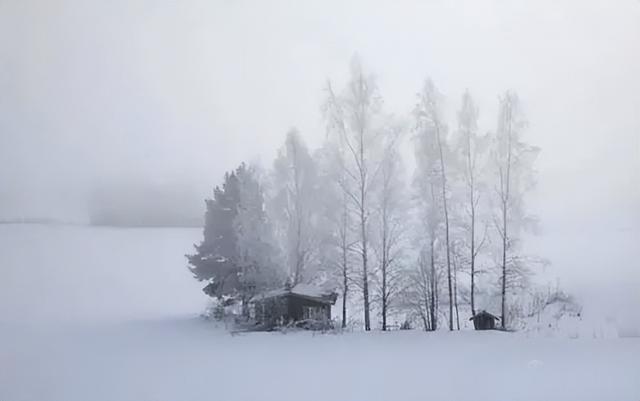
(293, 215), (302, 285)
(453, 255), (460, 330)
(501, 203), (507, 329)
(342, 250), (348, 329)
(424, 274), (431, 332)
(293, 242), (302, 285)
(381, 202), (388, 331)
(342, 271), (348, 328)
(419, 255), (431, 331)
(443, 200), (453, 332)
(381, 274), (387, 330)
(291, 140), (303, 285)
(359, 177), (371, 331)
(461, 97), (479, 318)
(470, 202), (476, 316)
(341, 197), (349, 329)
(358, 109), (371, 332)
(361, 204), (371, 331)
(421, 310), (429, 331)
(429, 238), (437, 331)
(435, 122), (453, 331)
(468, 142), (477, 316)
(381, 247), (387, 331)
(500, 102), (513, 330)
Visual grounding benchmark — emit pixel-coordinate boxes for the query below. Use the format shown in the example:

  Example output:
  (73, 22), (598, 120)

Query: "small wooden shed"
(249, 284), (337, 330)
(470, 310), (500, 330)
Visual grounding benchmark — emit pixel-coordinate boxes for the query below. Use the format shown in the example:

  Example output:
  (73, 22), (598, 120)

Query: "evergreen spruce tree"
(187, 168), (242, 298)
(187, 163), (284, 303)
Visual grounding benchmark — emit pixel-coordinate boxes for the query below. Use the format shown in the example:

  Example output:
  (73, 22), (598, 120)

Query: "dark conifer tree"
(187, 168), (242, 298)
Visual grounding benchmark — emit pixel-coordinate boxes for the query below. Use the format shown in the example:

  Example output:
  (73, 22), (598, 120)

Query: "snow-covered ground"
(1, 224), (639, 401)
(2, 318), (639, 401)
(0, 224), (206, 325)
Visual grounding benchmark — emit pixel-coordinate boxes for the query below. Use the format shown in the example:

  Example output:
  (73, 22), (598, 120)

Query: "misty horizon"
(1, 1), (638, 229)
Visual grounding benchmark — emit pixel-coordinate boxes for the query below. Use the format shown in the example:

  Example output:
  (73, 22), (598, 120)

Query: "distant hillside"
(0, 217), (66, 225)
(88, 182), (204, 228)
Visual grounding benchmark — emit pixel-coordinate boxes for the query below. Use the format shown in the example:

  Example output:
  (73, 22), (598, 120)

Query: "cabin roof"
(250, 284), (338, 305)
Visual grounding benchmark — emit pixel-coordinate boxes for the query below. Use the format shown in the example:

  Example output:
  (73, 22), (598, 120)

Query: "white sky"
(1, 0), (638, 317)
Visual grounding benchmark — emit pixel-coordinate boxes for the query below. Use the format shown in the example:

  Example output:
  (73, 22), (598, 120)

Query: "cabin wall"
(287, 297), (330, 322)
(253, 295), (332, 328)
(254, 297), (288, 327)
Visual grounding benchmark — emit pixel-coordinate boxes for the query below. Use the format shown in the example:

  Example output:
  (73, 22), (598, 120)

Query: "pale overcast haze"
(2, 0), (638, 316)
(1, 2), (640, 400)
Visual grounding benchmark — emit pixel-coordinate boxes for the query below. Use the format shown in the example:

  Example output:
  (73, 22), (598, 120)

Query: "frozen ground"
(2, 318), (639, 401)
(1, 224), (639, 401)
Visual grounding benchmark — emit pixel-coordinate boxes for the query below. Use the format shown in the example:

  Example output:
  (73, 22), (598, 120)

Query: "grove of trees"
(187, 57), (545, 331)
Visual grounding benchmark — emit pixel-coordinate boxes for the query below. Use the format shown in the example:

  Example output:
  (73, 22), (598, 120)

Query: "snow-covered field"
(0, 224), (206, 325)
(3, 318), (639, 401)
(1, 224), (639, 401)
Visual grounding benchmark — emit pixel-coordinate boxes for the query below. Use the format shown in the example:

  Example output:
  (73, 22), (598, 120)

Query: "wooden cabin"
(249, 283), (337, 330)
(470, 310), (500, 330)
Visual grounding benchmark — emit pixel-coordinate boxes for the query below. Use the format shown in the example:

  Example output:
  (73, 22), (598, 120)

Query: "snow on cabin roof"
(250, 284), (337, 305)
(290, 283), (327, 298)
(469, 310), (500, 320)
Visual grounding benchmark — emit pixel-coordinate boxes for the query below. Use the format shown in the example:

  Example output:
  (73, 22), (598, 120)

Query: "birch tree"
(491, 91), (539, 329)
(454, 90), (489, 316)
(314, 141), (356, 328)
(412, 100), (445, 331)
(414, 79), (455, 330)
(336, 191), (353, 328)
(372, 131), (405, 330)
(271, 129), (321, 284)
(406, 247), (440, 331)
(322, 58), (384, 331)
